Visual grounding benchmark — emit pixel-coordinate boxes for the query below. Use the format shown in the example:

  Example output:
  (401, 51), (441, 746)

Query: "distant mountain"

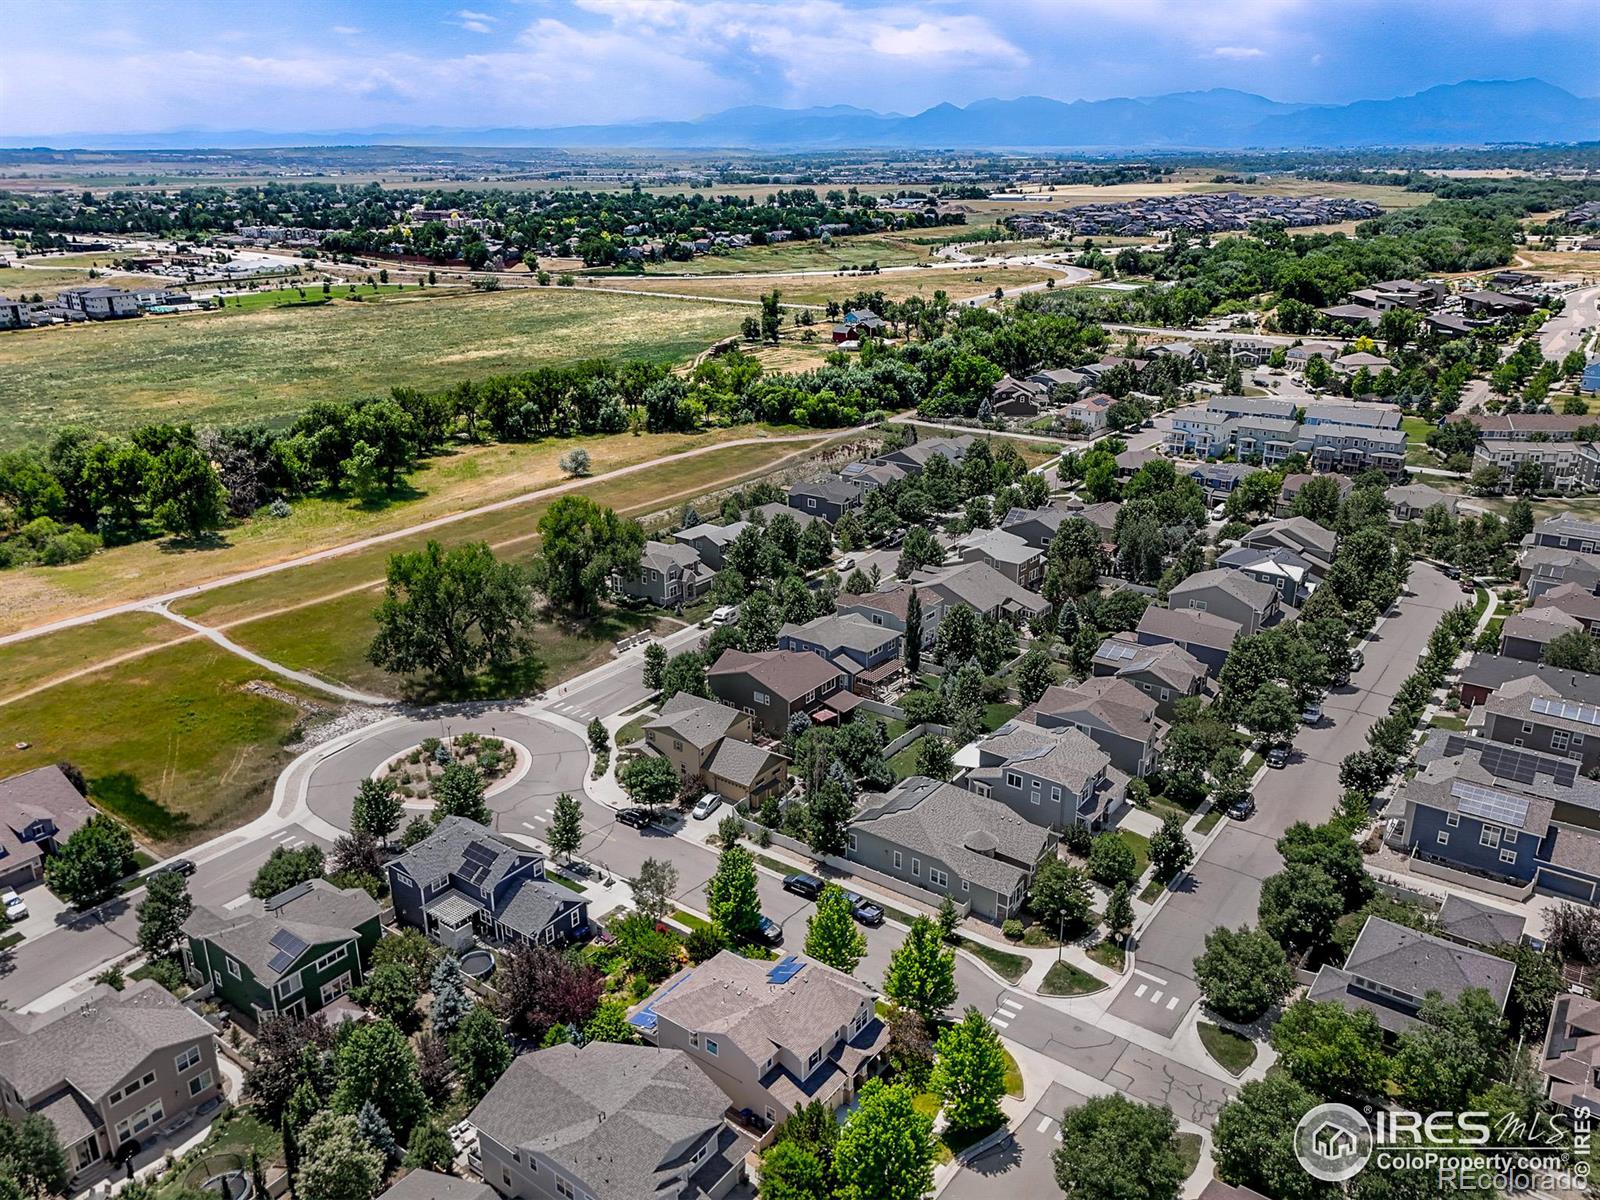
(8, 79), (1595, 151)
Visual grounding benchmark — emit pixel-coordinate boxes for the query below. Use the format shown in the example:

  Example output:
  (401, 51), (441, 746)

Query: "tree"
(43, 815), (134, 907)
(586, 717), (609, 756)
(245, 1015), (336, 1121)
(1052, 1094), (1185, 1200)
(1212, 1074), (1330, 1200)
(0, 1114), (68, 1200)
(429, 954), (475, 1039)
(1028, 859), (1093, 934)
(1241, 683), (1298, 742)
(632, 857), (679, 922)
(148, 442), (227, 539)
(759, 1139), (830, 1200)
(805, 884), (867, 974)
(832, 1081), (935, 1200)
(934, 603), (979, 665)
(355, 1100), (398, 1163)
(620, 754), (679, 811)
(1543, 628), (1600, 673)
(1103, 882), (1134, 944)
(1258, 863), (1344, 954)
(1277, 821), (1372, 910)
(1271, 999), (1390, 1102)
(883, 916), (957, 1024)
(357, 961), (418, 1027)
(559, 447), (591, 477)
(450, 1003), (513, 1100)
(1015, 646), (1054, 706)
(135, 868), (192, 958)
(547, 792), (584, 862)
(332, 1018), (427, 1140)
(707, 843), (764, 944)
(246, 842), (327, 901)
(1087, 832), (1137, 888)
(1393, 987), (1505, 1112)
(1513, 459), (1544, 495)
(433, 761), (492, 825)
(904, 587), (923, 676)
(368, 541), (534, 686)
(1147, 815), (1193, 884)
(533, 495), (645, 617)
(642, 642), (668, 691)
(808, 781), (854, 858)
(402, 1120), (454, 1172)
(496, 944), (604, 1040)
(659, 649), (708, 700)
(295, 1111), (383, 1200)
(351, 778), (403, 845)
(1290, 475), (1344, 526)
(930, 1007), (1007, 1133)
(915, 735), (955, 782)
(1491, 942), (1563, 1041)
(1194, 925), (1294, 1023)
(584, 999), (636, 1044)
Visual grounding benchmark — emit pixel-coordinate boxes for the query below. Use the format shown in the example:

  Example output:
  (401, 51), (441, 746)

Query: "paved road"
(1109, 562), (1460, 1037)
(1542, 283), (1600, 360)
(0, 822), (331, 1008)
(944, 1081), (1088, 1200)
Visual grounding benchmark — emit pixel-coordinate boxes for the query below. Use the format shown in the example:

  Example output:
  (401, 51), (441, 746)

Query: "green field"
(0, 610), (188, 701)
(0, 286), (744, 448)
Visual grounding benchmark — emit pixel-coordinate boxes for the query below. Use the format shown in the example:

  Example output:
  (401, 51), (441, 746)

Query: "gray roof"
(1386, 484), (1459, 515)
(1519, 545), (1600, 583)
(1485, 673), (1600, 736)
(470, 1044), (729, 1200)
(389, 816), (541, 895)
(1169, 567), (1278, 615)
(973, 721), (1110, 793)
(0, 765), (94, 874)
(1028, 676), (1163, 743)
(1437, 894), (1526, 949)
(494, 874), (580, 939)
(640, 540), (703, 573)
(1537, 514), (1600, 543)
(675, 520), (749, 548)
(708, 648), (846, 702)
(1501, 606), (1582, 645)
(1539, 583), (1600, 624)
(789, 475), (860, 505)
(1091, 636), (1206, 693)
(644, 692), (744, 750)
(183, 880), (378, 982)
(1305, 404), (1401, 429)
(911, 560), (1046, 617)
(1459, 651), (1557, 695)
(751, 501), (822, 528)
(1136, 605), (1243, 652)
(853, 777), (1050, 896)
(377, 1172), (496, 1200)
(706, 738), (785, 788)
(959, 526), (1042, 566)
(1206, 395), (1297, 420)
(1241, 515), (1338, 563)
(0, 980), (214, 1104)
(780, 612), (901, 657)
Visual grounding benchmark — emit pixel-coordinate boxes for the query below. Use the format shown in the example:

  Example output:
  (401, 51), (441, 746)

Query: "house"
(1135, 606), (1243, 676)
(1332, 351), (1391, 375)
(1285, 341), (1343, 371)
(674, 520), (749, 571)
(1027, 366), (1090, 396)
(1228, 340), (1276, 367)
(1318, 303), (1384, 328)
(999, 502), (1076, 550)
(377, 1172), (496, 1200)
(617, 541), (712, 608)
(0, 295), (23, 329)
(386, 817), (590, 953)
(1168, 568), (1283, 636)
(838, 460), (909, 492)
(1114, 447), (1161, 477)
(1182, 460), (1261, 499)
(832, 308), (887, 342)
(1146, 340), (1205, 366)
(470, 1043), (748, 1200)
(1539, 993), (1600, 1116)
(1069, 499), (1122, 542)
(1239, 516), (1337, 570)
(642, 694), (788, 806)
(1478, 675), (1600, 776)
(1435, 893), (1526, 950)
(1532, 514), (1600, 554)
(1301, 422), (1407, 479)
(787, 476), (860, 523)
(879, 436), (974, 474)
(707, 648), (852, 736)
(1473, 440), (1600, 492)
(1498, 606), (1582, 662)
(1060, 391), (1114, 433)
(835, 584), (946, 649)
(1386, 730), (1600, 905)
(1164, 410), (1234, 459)
(1306, 916), (1515, 1036)
(0, 981), (222, 1184)
(1519, 544), (1600, 600)
(956, 526), (1045, 589)
(0, 764), (95, 889)
(1216, 543), (1320, 607)
(778, 612), (903, 691)
(1386, 483), (1462, 521)
(1202, 395), (1298, 421)
(632, 949), (887, 1127)
(1536, 581), (1600, 631)
(911, 560), (1047, 625)
(1462, 289), (1536, 318)
(750, 501), (824, 530)
(963, 720), (1127, 831)
(1090, 634), (1206, 716)
(182, 880), (380, 1023)
(1301, 403), (1402, 430)
(1231, 416), (1301, 466)
(847, 776), (1054, 922)
(989, 375), (1047, 416)
(1468, 413), (1594, 442)
(1427, 313), (1478, 339)
(1456, 652), (1569, 708)
(1277, 473), (1352, 517)
(57, 287), (141, 319)
(1023, 676), (1165, 778)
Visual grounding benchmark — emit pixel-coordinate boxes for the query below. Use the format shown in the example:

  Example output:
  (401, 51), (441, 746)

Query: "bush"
(1062, 824), (1093, 857)
(1001, 918), (1024, 941)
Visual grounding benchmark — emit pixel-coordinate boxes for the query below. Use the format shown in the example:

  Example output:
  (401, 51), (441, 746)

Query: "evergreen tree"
(428, 955), (475, 1038)
(904, 588), (923, 676)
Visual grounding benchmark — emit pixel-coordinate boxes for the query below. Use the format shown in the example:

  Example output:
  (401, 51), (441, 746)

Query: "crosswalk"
(269, 828), (308, 851)
(989, 994), (1023, 1030)
(520, 805), (558, 831)
(1131, 968), (1182, 1012)
(1035, 1114), (1062, 1142)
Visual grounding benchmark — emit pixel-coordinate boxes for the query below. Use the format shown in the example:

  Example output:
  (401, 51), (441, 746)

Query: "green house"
(182, 879), (382, 1022)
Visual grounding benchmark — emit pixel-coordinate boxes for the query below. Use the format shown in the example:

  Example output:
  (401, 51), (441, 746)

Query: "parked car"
(153, 858), (196, 878)
(1349, 648), (1365, 672)
(843, 891), (885, 926)
(783, 873), (824, 900)
(711, 605), (739, 627)
(691, 793), (721, 821)
(1, 890), (27, 921)
(1301, 702), (1323, 725)
(1460, 579), (1476, 593)
(755, 915), (784, 946)
(617, 807), (655, 829)
(1266, 744), (1291, 769)
(1228, 796), (1257, 820)
(1443, 565), (1461, 580)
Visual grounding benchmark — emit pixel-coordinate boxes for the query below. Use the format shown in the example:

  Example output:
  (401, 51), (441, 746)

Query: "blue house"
(1582, 358), (1600, 395)
(778, 612), (903, 691)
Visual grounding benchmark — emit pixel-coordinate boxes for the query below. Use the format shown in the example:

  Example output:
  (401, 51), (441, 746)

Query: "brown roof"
(708, 649), (846, 701)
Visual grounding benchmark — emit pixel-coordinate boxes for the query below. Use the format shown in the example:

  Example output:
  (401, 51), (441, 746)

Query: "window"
(1505, 830), (1518, 845)
(320, 973), (352, 1005)
(312, 945), (346, 974)
(174, 1045), (201, 1073)
(277, 972), (301, 999)
(570, 908), (582, 927)
(1005, 771), (1023, 789)
(1501, 849), (1518, 865)
(930, 869), (949, 888)
(1445, 813), (1459, 828)
(848, 833), (857, 852)
(1050, 786), (1061, 802)
(807, 499), (817, 510)
(1437, 831), (1450, 845)
(226, 957), (241, 980)
(754, 690), (771, 706)
(108, 1072), (156, 1108)
(115, 1102), (164, 1142)
(911, 858), (920, 878)
(961, 881), (969, 893)
(1523, 721), (1535, 734)
(1554, 731), (1571, 752)
(705, 1039), (719, 1056)
(503, 1171), (512, 1189)
(1480, 827), (1501, 849)
(188, 1071), (213, 1098)
(892, 851), (902, 869)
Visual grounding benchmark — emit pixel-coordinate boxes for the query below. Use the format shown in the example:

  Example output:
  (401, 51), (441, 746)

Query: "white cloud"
(1210, 46), (1265, 60)
(455, 9), (497, 33)
(332, 25), (361, 36)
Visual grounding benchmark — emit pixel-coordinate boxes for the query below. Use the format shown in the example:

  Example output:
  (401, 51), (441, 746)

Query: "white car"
(711, 605), (739, 627)
(1, 890), (27, 921)
(836, 556), (856, 572)
(691, 794), (722, 821)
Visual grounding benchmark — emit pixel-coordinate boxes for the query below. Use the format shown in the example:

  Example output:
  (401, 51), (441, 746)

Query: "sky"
(4, 0), (1597, 137)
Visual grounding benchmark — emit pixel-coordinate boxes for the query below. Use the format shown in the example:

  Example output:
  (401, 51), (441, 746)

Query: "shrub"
(1001, 918), (1024, 941)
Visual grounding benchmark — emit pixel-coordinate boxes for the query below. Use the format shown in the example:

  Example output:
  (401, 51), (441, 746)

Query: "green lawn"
(1401, 416), (1435, 444)
(1195, 809), (1224, 835)
(1429, 714), (1468, 731)
(1087, 940), (1126, 972)
(0, 610), (189, 701)
(670, 909), (710, 931)
(1177, 1132), (1203, 1179)
(615, 710), (656, 747)
(1198, 1022), (1258, 1075)
(212, 281), (423, 313)
(1040, 960), (1105, 996)
(1117, 830), (1151, 880)
(982, 702), (1022, 732)
(887, 738), (928, 781)
(1002, 1047), (1024, 1099)
(954, 936), (1029, 984)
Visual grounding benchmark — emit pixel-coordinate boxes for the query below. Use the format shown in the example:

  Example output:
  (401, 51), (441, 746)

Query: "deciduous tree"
(707, 843), (763, 945)
(832, 1081), (935, 1200)
(1194, 925), (1294, 1023)
(547, 792), (584, 862)
(930, 1007), (1007, 1133)
(351, 778), (403, 845)
(883, 916), (956, 1025)
(533, 495), (645, 617)
(43, 816), (135, 908)
(804, 885), (866, 974)
(136, 868), (192, 958)
(450, 1003), (513, 1100)
(1053, 1094), (1185, 1200)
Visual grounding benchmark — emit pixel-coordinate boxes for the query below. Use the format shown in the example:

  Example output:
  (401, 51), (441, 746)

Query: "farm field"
(0, 286), (744, 448)
(0, 425), (840, 636)
(585, 263), (1057, 305)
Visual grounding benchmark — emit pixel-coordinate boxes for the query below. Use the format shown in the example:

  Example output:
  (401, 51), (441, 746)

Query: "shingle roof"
(708, 648), (846, 701)
(1437, 894), (1526, 949)
(389, 816), (539, 894)
(675, 520), (749, 548)
(1537, 513), (1600, 543)
(377, 1171), (497, 1200)
(911, 560), (1046, 617)
(1028, 676), (1161, 742)
(1345, 916), (1516, 1007)
(0, 765), (95, 876)
(836, 585), (913, 622)
(973, 721), (1110, 793)
(1538, 583), (1600, 624)
(1170, 567), (1278, 614)
(853, 777), (1049, 895)
(1501, 606), (1582, 644)
(959, 526), (1041, 566)
(183, 880), (377, 982)
(706, 738), (784, 788)
(643, 693), (744, 750)
(639, 540), (702, 573)
(1092, 635), (1206, 693)
(1136, 605), (1243, 652)
(1242, 515), (1337, 562)
(470, 1044), (728, 1200)
(780, 612), (901, 656)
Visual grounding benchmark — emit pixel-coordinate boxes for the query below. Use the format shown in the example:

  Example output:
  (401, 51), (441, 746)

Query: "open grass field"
(0, 286), (745, 448)
(0, 264), (171, 299)
(0, 425), (838, 636)
(583, 225), (976, 277)
(586, 264), (1056, 306)
(1, 638), (322, 850)
(0, 610), (189, 702)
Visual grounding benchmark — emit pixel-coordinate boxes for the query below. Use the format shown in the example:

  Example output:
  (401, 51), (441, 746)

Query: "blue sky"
(5, 0), (1596, 136)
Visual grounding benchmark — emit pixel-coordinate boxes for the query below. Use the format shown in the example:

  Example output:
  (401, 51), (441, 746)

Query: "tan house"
(642, 693), (789, 805)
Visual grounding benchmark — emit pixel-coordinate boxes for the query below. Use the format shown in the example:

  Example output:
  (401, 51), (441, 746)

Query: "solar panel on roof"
(269, 927), (309, 957)
(1451, 781), (1532, 829)
(767, 955), (805, 985)
(459, 840), (500, 886)
(1477, 742), (1541, 787)
(1100, 643), (1139, 661)
(1532, 696), (1600, 728)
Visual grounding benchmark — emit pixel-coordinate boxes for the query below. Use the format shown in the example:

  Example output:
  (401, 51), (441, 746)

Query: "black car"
(843, 891), (885, 926)
(616, 807), (655, 829)
(154, 858), (196, 878)
(783, 873), (824, 900)
(755, 915), (784, 946)
(1266, 744), (1290, 769)
(1228, 796), (1257, 820)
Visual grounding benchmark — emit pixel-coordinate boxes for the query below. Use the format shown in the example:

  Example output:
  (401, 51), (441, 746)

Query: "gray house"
(1135, 606), (1243, 677)
(911, 561), (1048, 625)
(1519, 546), (1600, 601)
(1000, 502), (1077, 551)
(957, 527), (1045, 589)
(1169, 568), (1283, 636)
(963, 720), (1127, 831)
(787, 476), (860, 523)
(835, 584), (946, 649)
(1478, 675), (1600, 776)
(1532, 514), (1600, 554)
(777, 613), (903, 691)
(1090, 635), (1206, 716)
(848, 776), (1054, 922)
(1216, 544), (1320, 607)
(386, 817), (589, 953)
(1239, 516), (1337, 571)
(1499, 606), (1583, 662)
(617, 541), (713, 608)
(675, 520), (750, 570)
(470, 1043), (748, 1200)
(1023, 676), (1164, 778)
(0, 764), (95, 889)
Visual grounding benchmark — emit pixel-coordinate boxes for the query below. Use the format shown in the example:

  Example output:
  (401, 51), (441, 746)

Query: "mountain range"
(8, 79), (1596, 152)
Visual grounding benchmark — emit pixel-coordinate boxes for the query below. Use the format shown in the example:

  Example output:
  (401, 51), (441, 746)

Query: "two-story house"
(1477, 676), (1600, 777)
(777, 612), (903, 693)
(1215, 543), (1320, 607)
(633, 949), (888, 1128)
(1022, 676), (1165, 778)
(786, 476), (859, 523)
(1519, 545), (1600, 601)
(879, 435), (974, 475)
(182, 879), (381, 1022)
(1276, 473), (1352, 517)
(642, 693), (788, 806)
(1238, 516), (1337, 572)
(963, 720), (1127, 831)
(1089, 634), (1207, 716)
(470, 1043), (748, 1200)
(956, 527), (1045, 589)
(1135, 606), (1243, 677)
(386, 817), (589, 953)
(998, 502), (1077, 551)
(1386, 483), (1463, 522)
(0, 764), (95, 890)
(1473, 441), (1600, 492)
(1535, 583), (1600, 636)
(1167, 568), (1284, 636)
(616, 541), (713, 608)
(674, 520), (750, 571)
(1498, 606), (1583, 662)
(835, 584), (947, 650)
(847, 776), (1054, 923)
(910, 561), (1048, 625)
(707, 648), (852, 736)
(1532, 514), (1600, 554)
(0, 981), (222, 1185)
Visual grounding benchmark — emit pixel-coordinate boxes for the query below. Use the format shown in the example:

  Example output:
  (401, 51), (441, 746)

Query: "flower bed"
(377, 733), (515, 801)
